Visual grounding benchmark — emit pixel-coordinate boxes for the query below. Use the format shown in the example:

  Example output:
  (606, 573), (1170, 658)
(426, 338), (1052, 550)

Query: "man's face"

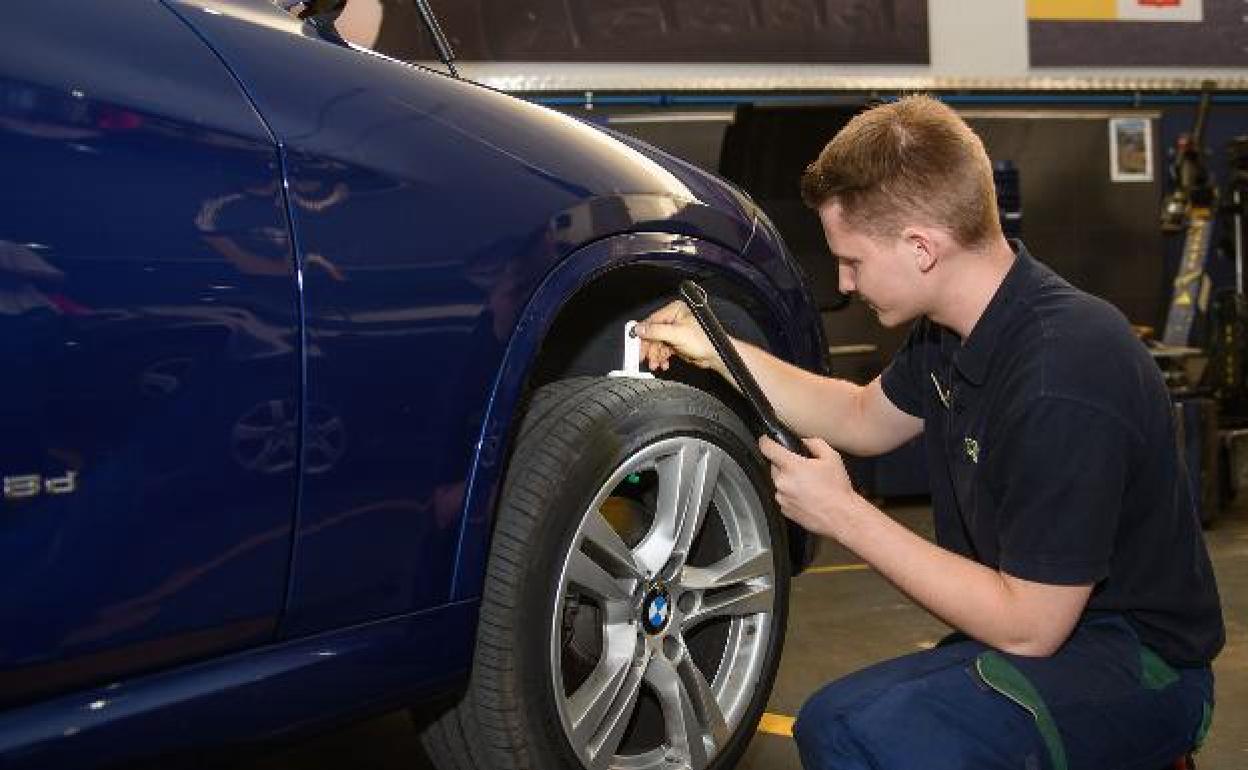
(817, 202), (925, 328)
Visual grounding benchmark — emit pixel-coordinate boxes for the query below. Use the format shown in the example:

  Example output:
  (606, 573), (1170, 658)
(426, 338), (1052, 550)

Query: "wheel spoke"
(681, 549), (773, 591)
(676, 647), (730, 750)
(567, 624), (641, 748)
(681, 584), (773, 632)
(568, 548), (632, 603)
(671, 447), (722, 565)
(582, 509), (643, 581)
(645, 651), (710, 769)
(634, 443), (723, 577)
(584, 646), (649, 770)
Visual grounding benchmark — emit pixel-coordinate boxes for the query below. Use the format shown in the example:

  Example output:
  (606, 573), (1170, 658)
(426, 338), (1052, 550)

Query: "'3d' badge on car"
(3, 471), (77, 501)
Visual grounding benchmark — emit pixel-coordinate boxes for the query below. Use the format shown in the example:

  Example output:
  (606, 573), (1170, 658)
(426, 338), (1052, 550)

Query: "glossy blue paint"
(0, 0), (298, 707)
(1, 0), (823, 763)
(164, 0), (777, 634)
(0, 600), (476, 769)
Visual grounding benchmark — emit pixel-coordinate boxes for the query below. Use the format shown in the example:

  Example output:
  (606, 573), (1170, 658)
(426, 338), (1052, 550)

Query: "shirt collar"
(949, 240), (1038, 387)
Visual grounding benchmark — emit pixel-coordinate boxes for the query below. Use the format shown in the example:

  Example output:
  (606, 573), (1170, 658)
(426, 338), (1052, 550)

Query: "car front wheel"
(421, 377), (790, 770)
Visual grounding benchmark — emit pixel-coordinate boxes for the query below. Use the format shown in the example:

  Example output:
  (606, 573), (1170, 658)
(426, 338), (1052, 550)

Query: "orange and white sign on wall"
(1027, 0), (1203, 21)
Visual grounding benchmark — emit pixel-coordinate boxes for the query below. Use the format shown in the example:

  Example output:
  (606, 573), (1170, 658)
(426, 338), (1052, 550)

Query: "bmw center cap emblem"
(641, 584), (672, 635)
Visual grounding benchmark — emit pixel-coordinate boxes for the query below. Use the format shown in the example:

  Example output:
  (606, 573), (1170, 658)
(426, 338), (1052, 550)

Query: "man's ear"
(902, 227), (939, 273)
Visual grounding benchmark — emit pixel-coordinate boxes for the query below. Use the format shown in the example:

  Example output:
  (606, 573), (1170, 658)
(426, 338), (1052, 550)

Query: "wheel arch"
(449, 233), (818, 603)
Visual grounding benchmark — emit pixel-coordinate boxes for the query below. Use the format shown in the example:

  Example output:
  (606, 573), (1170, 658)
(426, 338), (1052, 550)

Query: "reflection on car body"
(0, 1), (827, 767)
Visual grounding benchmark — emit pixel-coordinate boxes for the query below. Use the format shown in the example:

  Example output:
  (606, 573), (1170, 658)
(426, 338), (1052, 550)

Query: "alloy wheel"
(550, 436), (777, 770)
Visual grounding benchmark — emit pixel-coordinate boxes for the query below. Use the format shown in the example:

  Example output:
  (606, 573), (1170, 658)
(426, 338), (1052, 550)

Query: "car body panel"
(0, 0), (299, 709)
(162, 0), (774, 635)
(0, 600), (475, 768)
(0, 0), (826, 764)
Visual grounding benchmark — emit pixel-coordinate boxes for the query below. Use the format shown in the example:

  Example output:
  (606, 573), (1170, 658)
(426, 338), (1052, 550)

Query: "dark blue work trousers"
(793, 616), (1213, 770)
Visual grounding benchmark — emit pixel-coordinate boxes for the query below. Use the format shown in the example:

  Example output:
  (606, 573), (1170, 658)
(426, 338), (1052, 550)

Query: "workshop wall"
(358, 0), (1246, 92)
(597, 102), (1246, 378)
(967, 112), (1164, 331)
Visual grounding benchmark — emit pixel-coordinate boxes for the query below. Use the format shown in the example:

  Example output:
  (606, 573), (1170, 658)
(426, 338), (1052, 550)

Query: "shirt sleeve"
(992, 396), (1131, 585)
(879, 319), (928, 418)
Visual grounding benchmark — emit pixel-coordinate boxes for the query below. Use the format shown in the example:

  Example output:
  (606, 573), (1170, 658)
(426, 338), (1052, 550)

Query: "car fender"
(450, 231), (819, 602)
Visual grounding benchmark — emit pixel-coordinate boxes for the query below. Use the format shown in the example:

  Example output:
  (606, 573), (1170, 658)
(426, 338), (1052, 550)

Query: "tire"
(421, 377), (791, 770)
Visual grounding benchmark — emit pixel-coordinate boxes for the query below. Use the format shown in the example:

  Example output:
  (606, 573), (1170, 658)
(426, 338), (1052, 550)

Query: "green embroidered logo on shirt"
(964, 437), (980, 464)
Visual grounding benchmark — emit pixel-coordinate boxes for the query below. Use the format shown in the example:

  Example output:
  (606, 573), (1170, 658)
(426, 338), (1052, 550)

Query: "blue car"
(0, 1), (827, 768)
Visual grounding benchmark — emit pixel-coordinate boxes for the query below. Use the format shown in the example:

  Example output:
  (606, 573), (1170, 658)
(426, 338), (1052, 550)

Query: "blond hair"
(800, 95), (1001, 248)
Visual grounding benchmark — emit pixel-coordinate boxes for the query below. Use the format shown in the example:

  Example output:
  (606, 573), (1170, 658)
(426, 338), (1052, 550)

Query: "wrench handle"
(678, 280), (813, 458)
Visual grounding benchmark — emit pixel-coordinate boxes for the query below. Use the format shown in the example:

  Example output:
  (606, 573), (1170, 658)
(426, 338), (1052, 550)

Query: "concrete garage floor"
(209, 501), (1248, 770)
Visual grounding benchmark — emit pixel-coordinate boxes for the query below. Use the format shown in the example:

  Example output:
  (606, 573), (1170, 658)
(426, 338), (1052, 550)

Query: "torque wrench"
(677, 280), (813, 458)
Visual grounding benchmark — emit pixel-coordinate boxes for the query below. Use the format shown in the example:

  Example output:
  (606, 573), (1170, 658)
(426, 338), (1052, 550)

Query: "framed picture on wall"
(1109, 117), (1154, 182)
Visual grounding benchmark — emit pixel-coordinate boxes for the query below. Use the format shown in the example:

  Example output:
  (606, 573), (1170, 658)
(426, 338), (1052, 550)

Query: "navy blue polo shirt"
(881, 241), (1224, 666)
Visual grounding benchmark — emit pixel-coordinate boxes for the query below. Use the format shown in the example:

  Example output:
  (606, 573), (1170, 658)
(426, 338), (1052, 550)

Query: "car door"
(0, 0), (300, 706)
(163, 0), (568, 636)
(164, 1), (518, 635)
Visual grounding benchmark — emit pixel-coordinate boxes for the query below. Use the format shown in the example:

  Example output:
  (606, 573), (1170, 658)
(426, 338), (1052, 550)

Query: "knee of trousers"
(793, 712), (873, 770)
(795, 668), (1044, 770)
(794, 677), (864, 729)
(793, 680), (905, 767)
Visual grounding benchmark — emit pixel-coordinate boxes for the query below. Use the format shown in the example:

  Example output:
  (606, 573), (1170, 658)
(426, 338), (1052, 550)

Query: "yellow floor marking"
(802, 563), (871, 575)
(757, 712), (796, 737)
(1026, 0), (1115, 20)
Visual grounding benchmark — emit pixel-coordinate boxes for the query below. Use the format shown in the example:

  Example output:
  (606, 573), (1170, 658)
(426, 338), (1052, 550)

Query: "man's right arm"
(730, 339), (923, 457)
(633, 301), (922, 457)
